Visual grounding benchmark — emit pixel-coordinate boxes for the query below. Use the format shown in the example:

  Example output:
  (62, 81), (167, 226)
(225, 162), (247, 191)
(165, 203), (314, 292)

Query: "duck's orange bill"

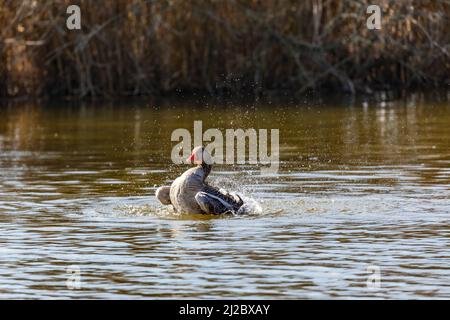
(187, 154), (195, 162)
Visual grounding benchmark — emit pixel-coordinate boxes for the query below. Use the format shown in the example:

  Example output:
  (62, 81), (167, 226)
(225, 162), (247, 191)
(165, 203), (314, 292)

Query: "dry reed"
(0, 0), (449, 98)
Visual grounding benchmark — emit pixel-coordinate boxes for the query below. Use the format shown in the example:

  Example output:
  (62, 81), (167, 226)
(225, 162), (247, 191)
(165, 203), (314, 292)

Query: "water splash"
(236, 195), (263, 215)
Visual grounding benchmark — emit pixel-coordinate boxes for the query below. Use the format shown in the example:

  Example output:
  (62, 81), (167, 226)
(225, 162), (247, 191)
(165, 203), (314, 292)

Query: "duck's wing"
(198, 183), (244, 213)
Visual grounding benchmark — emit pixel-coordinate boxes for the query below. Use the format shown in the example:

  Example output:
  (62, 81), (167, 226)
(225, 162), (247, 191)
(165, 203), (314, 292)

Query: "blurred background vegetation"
(0, 0), (449, 98)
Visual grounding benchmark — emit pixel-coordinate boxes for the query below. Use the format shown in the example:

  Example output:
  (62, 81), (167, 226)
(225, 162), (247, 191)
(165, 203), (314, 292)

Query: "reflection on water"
(0, 93), (449, 299)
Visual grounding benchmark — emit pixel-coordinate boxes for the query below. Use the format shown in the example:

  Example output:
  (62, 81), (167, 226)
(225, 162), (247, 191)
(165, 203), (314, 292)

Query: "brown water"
(0, 94), (449, 299)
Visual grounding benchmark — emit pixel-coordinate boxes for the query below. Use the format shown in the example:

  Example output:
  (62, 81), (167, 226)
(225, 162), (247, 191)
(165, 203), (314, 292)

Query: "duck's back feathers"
(169, 167), (205, 214)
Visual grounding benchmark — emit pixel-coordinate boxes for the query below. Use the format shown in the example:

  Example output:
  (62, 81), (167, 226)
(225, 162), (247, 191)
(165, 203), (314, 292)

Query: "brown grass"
(0, 0), (449, 98)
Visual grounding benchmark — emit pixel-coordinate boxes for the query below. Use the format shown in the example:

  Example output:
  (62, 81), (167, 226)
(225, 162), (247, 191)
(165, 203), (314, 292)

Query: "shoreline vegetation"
(0, 0), (449, 99)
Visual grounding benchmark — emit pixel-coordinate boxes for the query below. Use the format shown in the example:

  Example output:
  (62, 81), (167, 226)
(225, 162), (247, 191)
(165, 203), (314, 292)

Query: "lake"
(0, 93), (449, 299)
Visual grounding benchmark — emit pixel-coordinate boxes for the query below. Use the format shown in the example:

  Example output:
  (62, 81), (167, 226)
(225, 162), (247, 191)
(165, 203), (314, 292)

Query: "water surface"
(0, 94), (449, 299)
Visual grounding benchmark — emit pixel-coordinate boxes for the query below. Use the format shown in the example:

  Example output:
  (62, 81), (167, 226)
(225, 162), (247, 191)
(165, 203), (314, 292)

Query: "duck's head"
(187, 146), (213, 165)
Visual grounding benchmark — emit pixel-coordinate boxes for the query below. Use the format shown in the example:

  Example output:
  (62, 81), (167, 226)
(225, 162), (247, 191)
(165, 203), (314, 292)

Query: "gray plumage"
(156, 147), (244, 214)
(169, 166), (206, 214)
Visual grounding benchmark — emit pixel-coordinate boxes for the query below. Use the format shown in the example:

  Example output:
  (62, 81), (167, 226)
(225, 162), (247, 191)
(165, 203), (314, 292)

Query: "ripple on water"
(1, 101), (450, 298)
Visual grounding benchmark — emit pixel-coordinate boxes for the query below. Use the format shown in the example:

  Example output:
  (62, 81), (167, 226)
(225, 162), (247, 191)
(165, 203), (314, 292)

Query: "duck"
(155, 146), (244, 214)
